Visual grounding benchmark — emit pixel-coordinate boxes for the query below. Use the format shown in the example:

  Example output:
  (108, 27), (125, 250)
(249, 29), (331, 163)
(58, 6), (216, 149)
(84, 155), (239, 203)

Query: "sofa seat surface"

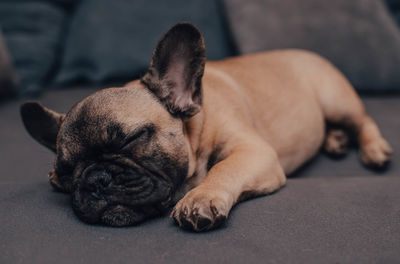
(1, 87), (399, 264)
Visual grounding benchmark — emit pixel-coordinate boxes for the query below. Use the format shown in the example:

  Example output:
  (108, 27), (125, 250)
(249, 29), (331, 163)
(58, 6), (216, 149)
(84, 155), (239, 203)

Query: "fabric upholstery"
(223, 0), (400, 91)
(0, 0), (74, 96)
(54, 0), (236, 85)
(0, 29), (18, 99)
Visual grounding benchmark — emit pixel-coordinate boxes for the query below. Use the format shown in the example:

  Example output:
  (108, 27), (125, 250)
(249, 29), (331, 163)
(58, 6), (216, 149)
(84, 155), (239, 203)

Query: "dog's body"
(21, 23), (392, 231)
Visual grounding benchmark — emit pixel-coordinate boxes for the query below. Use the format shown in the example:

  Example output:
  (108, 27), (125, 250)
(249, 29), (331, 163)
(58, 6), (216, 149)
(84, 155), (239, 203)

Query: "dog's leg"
(171, 138), (286, 231)
(323, 128), (350, 157)
(316, 75), (392, 169)
(356, 116), (393, 168)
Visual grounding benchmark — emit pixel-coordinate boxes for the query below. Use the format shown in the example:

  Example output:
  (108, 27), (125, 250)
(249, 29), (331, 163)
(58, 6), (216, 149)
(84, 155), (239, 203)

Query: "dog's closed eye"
(121, 125), (155, 150)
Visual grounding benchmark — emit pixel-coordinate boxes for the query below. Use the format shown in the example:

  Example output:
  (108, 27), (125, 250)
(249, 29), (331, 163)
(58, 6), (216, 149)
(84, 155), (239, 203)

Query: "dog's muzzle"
(71, 162), (172, 226)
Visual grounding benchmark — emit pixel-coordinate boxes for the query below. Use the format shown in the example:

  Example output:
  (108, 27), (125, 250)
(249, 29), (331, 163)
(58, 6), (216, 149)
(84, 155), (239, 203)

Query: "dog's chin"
(71, 192), (170, 226)
(100, 204), (168, 227)
(101, 205), (143, 227)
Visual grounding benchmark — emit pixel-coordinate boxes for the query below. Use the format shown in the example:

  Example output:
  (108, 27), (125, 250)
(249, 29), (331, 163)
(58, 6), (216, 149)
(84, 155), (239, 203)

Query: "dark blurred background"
(1, 0), (400, 101)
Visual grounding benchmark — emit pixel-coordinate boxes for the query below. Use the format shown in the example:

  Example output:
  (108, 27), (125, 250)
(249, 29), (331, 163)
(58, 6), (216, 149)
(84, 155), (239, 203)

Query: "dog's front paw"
(171, 187), (230, 232)
(360, 137), (393, 170)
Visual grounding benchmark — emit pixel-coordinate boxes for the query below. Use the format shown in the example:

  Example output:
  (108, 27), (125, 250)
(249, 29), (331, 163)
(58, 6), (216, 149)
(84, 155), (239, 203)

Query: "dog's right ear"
(20, 102), (65, 152)
(141, 22), (206, 119)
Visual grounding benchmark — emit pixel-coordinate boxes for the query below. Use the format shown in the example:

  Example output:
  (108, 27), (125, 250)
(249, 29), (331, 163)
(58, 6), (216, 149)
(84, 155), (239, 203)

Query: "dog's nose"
(84, 168), (113, 191)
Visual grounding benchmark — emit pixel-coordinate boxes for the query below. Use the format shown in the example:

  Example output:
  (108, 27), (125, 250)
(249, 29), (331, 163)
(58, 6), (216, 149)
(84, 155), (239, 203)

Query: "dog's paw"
(360, 137), (393, 170)
(323, 129), (349, 157)
(170, 188), (229, 232)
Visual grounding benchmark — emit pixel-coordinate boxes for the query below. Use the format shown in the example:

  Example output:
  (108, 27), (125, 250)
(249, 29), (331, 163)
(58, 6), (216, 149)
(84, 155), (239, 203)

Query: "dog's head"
(20, 22), (206, 226)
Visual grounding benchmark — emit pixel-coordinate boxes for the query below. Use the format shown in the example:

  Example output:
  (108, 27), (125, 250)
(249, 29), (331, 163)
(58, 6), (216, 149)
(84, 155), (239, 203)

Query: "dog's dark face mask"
(20, 22), (206, 227)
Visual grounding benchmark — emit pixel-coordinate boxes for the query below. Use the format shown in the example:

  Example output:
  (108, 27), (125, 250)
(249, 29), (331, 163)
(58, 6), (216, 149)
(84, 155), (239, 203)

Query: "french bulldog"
(21, 22), (392, 232)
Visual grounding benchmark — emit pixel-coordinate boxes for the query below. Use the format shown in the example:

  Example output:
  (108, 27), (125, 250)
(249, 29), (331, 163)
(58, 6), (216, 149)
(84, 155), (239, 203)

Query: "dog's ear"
(20, 102), (65, 152)
(142, 22), (206, 119)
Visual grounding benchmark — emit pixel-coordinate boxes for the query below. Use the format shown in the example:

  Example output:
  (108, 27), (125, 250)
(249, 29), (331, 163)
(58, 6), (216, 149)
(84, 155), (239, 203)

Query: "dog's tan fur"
(21, 23), (392, 231)
(166, 49), (392, 230)
(113, 49), (392, 231)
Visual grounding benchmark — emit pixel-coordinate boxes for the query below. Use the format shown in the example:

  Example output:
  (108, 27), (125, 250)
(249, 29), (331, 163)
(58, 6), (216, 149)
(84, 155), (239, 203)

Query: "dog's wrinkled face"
(20, 22), (206, 226)
(58, 86), (189, 226)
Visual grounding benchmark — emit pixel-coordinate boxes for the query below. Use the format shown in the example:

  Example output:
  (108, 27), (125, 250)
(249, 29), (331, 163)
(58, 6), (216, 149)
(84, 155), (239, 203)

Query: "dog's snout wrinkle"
(78, 163), (159, 203)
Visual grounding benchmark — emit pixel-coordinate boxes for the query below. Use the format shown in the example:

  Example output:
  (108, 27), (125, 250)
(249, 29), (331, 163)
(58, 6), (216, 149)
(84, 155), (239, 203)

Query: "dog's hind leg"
(323, 127), (350, 158)
(315, 64), (392, 169)
(356, 116), (392, 169)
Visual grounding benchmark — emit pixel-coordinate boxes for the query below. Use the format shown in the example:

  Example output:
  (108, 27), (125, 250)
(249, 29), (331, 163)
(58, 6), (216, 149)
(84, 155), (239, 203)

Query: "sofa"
(1, 1), (399, 263)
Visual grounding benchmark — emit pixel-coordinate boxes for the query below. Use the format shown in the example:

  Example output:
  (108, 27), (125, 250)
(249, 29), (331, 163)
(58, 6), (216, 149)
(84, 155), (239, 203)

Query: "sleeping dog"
(21, 22), (392, 231)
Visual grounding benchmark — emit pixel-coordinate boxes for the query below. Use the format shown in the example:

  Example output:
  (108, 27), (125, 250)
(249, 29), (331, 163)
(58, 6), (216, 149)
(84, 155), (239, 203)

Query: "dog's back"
(202, 50), (336, 173)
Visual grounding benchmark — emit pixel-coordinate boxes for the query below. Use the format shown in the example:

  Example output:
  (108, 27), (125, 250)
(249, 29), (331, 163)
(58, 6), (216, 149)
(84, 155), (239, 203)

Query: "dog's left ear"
(142, 22), (206, 119)
(20, 102), (65, 152)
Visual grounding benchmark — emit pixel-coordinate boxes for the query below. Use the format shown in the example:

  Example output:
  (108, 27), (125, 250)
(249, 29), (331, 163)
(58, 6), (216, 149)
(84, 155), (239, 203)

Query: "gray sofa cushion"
(0, 29), (17, 99)
(223, 0), (400, 91)
(1, 87), (399, 263)
(54, 0), (236, 85)
(0, 0), (73, 97)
